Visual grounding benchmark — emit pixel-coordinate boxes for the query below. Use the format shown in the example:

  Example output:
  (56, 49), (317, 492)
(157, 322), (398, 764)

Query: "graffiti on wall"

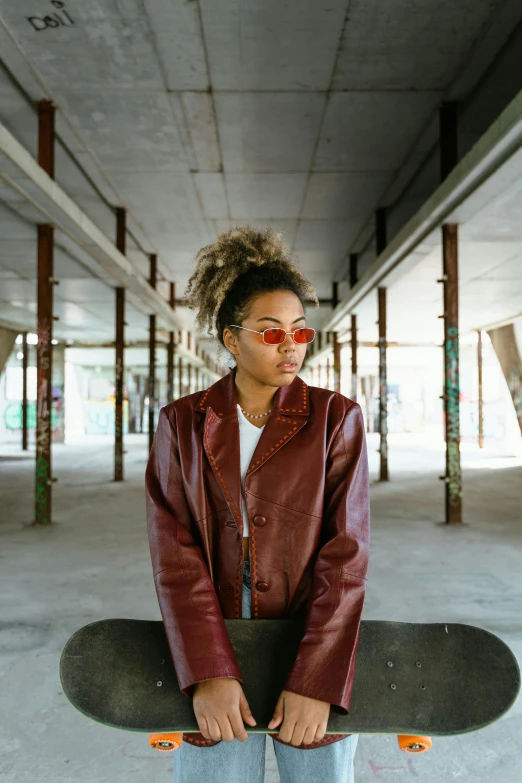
(27, 1), (75, 31)
(84, 399), (128, 436)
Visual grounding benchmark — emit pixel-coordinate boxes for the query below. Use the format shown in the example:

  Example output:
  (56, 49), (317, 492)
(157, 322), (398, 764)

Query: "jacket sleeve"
(145, 406), (243, 700)
(283, 401), (370, 714)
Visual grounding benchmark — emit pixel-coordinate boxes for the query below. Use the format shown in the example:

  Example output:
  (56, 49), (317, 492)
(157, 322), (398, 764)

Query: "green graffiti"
(3, 402), (57, 431)
(35, 454), (49, 524)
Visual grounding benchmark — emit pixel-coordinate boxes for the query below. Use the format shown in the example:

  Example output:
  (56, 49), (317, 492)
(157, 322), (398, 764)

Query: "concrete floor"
(1, 431), (521, 782)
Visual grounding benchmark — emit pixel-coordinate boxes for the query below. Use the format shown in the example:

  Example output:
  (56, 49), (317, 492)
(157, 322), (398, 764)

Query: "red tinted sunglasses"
(229, 325), (315, 345)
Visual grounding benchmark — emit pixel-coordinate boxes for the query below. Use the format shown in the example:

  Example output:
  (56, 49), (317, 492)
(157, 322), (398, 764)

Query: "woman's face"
(223, 290), (310, 387)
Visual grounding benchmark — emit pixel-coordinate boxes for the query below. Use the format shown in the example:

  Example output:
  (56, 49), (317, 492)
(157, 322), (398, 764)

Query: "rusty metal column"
(178, 355), (183, 399)
(148, 254), (157, 452)
(135, 376), (143, 433)
(331, 282), (341, 393)
(114, 208), (126, 482)
(440, 102), (458, 181)
(378, 287), (389, 481)
(441, 224), (462, 523)
(477, 329), (484, 449)
(35, 100), (56, 525)
(376, 208), (387, 258)
(331, 337), (340, 393)
(22, 331), (28, 450)
(349, 254), (358, 401)
(129, 374), (139, 433)
(167, 283), (176, 402)
(187, 334), (192, 394)
(351, 314), (357, 401)
(376, 209), (389, 481)
(36, 226), (55, 524)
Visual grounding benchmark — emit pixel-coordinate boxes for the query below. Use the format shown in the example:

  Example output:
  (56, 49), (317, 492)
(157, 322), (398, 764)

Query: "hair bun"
(184, 224), (319, 358)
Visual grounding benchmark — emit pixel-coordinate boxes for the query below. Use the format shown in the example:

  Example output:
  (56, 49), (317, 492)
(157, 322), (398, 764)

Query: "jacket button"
(253, 515), (267, 526)
(256, 581), (269, 592)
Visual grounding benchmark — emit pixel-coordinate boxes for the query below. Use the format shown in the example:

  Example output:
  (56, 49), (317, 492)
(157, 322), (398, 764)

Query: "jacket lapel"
(195, 367), (310, 532)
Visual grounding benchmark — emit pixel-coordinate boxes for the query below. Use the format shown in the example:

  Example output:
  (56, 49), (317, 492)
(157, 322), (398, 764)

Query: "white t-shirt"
(237, 403), (265, 537)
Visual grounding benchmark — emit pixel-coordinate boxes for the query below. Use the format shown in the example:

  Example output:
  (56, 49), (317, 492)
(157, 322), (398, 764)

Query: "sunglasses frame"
(229, 324), (316, 345)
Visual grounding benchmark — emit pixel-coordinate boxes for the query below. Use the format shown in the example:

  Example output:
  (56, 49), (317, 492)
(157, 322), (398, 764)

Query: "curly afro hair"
(184, 224), (319, 368)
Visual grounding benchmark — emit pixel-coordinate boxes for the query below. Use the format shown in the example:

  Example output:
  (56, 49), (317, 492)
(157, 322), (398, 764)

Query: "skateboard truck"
(148, 732), (434, 754)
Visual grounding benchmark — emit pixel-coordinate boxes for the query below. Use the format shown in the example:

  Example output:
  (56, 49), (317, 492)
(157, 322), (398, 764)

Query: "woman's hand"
(193, 678), (257, 742)
(267, 690), (330, 746)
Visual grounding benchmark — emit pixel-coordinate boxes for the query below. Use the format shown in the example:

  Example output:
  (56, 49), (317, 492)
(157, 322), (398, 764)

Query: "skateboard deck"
(60, 618), (520, 740)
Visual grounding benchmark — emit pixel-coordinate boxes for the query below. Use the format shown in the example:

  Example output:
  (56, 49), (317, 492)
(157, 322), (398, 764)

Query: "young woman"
(145, 226), (370, 783)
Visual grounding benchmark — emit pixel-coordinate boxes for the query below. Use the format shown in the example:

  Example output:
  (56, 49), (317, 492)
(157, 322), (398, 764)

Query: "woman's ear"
(223, 327), (239, 358)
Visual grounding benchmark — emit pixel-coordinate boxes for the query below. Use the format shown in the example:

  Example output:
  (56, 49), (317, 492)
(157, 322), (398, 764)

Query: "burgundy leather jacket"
(145, 367), (370, 750)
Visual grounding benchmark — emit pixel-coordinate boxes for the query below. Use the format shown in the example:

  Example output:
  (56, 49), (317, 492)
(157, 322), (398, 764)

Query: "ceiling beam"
(322, 89), (522, 333)
(0, 120), (184, 333)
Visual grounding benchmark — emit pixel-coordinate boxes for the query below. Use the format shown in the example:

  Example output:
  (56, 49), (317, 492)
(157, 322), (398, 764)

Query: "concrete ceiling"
(1, 0), (521, 358)
(320, 91), (522, 348)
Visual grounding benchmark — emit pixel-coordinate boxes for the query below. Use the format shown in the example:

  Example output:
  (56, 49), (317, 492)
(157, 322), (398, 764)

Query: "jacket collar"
(194, 366), (310, 419)
(194, 367), (310, 531)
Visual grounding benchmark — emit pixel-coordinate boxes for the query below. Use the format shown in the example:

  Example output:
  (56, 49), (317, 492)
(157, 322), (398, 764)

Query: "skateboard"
(60, 618), (520, 754)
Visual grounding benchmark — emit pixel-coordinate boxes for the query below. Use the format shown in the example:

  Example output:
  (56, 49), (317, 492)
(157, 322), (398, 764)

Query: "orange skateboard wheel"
(397, 735), (432, 753)
(149, 732), (184, 751)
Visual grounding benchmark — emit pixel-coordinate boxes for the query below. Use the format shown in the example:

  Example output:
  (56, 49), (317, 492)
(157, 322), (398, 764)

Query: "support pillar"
(155, 378), (161, 412)
(331, 281), (341, 393)
(441, 224), (462, 523)
(38, 100), (55, 177)
(22, 332), (28, 451)
(325, 357), (330, 390)
(148, 254), (157, 453)
(349, 256), (358, 401)
(167, 283), (176, 402)
(52, 341), (65, 443)
(35, 99), (56, 525)
(178, 355), (183, 399)
(486, 324), (522, 436)
(35, 225), (54, 524)
(187, 363), (192, 395)
(440, 102), (458, 181)
(477, 330), (484, 449)
(351, 314), (357, 401)
(376, 208), (387, 256)
(138, 376), (145, 433)
(378, 287), (389, 481)
(129, 374), (140, 433)
(332, 336), (341, 393)
(114, 207), (126, 482)
(349, 253), (358, 289)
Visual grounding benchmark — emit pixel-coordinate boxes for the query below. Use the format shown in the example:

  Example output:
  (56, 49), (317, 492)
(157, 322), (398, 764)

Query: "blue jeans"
(172, 560), (359, 783)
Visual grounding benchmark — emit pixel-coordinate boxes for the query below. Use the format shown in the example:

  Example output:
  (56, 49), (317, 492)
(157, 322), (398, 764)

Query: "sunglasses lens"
(294, 328), (315, 344)
(263, 328), (315, 344)
(264, 328), (286, 344)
